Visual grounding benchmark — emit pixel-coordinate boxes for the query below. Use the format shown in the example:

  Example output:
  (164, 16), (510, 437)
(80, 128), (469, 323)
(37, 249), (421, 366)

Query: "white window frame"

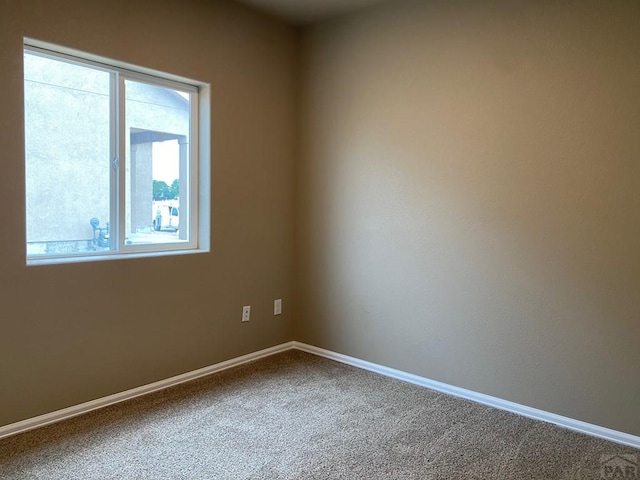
(24, 39), (210, 265)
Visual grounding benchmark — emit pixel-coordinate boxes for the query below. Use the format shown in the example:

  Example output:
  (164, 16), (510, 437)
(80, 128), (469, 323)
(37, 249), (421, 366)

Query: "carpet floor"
(0, 350), (637, 479)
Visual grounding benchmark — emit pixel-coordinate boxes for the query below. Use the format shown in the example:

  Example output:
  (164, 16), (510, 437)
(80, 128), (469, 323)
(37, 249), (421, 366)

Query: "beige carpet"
(0, 350), (637, 479)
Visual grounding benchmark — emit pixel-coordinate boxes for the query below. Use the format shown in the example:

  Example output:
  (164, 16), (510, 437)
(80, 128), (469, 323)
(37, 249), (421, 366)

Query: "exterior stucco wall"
(25, 54), (190, 245)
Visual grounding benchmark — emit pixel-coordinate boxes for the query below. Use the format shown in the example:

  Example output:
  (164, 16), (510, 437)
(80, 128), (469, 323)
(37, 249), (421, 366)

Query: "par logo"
(600, 454), (638, 479)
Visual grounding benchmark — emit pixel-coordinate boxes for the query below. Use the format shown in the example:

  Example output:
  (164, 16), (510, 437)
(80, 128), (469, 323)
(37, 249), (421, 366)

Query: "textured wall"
(0, 0), (296, 426)
(296, 0), (640, 436)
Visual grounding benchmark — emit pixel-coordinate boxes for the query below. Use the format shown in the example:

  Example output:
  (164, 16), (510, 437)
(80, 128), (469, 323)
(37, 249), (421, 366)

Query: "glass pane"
(124, 79), (190, 246)
(24, 52), (111, 256)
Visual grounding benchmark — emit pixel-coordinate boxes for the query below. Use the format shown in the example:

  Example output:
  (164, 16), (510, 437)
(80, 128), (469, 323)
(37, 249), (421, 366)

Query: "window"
(24, 40), (208, 264)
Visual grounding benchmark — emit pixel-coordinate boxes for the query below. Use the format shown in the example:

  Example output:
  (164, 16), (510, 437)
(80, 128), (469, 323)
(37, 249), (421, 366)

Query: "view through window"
(24, 43), (201, 261)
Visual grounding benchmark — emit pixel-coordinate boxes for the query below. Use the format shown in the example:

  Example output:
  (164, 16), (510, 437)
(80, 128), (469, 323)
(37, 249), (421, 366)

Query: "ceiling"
(235, 0), (390, 25)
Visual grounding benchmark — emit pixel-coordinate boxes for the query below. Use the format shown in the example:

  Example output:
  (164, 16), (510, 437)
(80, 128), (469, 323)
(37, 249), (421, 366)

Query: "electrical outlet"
(242, 306), (251, 322)
(274, 299), (282, 315)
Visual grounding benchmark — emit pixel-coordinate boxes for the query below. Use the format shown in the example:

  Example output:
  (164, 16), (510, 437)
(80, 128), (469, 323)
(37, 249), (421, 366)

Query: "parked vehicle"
(153, 205), (179, 232)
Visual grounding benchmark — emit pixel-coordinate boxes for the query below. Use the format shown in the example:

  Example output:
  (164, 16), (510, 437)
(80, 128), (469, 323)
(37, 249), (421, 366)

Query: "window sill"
(27, 247), (209, 267)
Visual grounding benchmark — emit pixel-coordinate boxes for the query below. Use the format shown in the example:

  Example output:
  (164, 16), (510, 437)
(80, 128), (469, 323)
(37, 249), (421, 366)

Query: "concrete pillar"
(131, 142), (153, 233)
(178, 136), (188, 240)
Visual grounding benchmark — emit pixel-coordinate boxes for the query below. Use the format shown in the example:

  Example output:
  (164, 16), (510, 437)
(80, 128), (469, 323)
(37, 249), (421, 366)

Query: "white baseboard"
(2, 340), (638, 450)
(293, 342), (640, 450)
(0, 342), (295, 440)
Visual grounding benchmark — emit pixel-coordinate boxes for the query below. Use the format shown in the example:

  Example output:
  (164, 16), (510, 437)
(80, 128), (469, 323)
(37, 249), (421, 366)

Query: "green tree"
(169, 179), (179, 199)
(153, 180), (171, 200)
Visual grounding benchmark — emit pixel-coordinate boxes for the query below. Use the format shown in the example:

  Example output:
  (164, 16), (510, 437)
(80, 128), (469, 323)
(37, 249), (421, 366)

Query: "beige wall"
(2, 0), (639, 440)
(0, 0), (296, 426)
(296, 0), (640, 436)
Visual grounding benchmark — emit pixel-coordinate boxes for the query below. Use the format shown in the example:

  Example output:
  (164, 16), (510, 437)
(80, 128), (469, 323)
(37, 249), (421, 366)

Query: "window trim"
(24, 39), (210, 265)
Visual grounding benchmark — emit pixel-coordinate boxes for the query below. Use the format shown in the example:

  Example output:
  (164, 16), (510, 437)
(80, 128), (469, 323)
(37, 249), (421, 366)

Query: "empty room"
(0, 0), (638, 478)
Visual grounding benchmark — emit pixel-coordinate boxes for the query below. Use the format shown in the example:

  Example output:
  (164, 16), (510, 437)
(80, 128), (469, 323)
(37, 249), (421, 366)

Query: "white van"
(153, 205), (179, 232)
